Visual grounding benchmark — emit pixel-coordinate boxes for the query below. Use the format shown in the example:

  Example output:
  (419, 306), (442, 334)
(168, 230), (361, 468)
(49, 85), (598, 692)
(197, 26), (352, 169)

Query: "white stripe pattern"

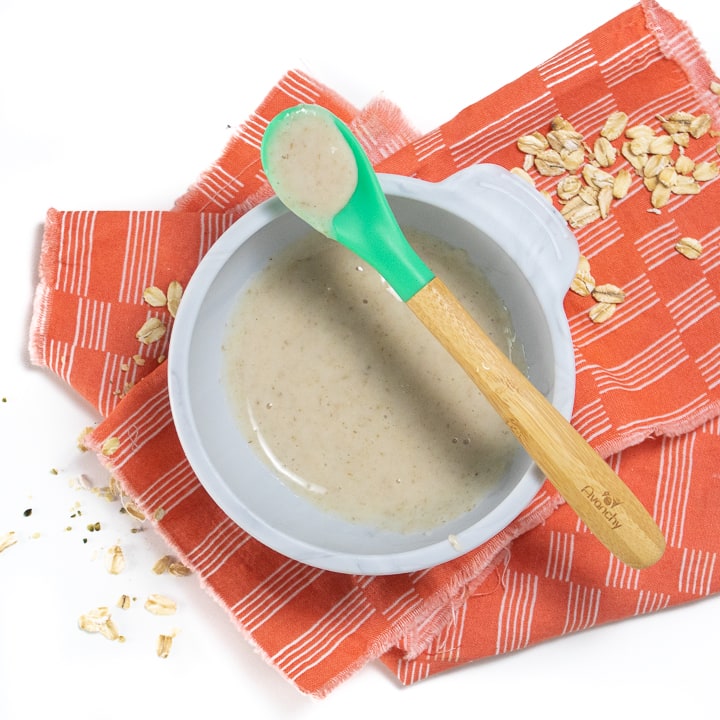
(667, 278), (720, 331)
(539, 37), (597, 88)
(136, 456), (200, 514)
(600, 34), (661, 87)
(449, 93), (556, 169)
(233, 560), (326, 633)
(633, 219), (680, 270)
(118, 211), (162, 304)
(635, 590), (671, 614)
(605, 553), (640, 590)
(564, 94), (618, 138)
(184, 517), (251, 578)
(495, 571), (538, 653)
(55, 210), (97, 296)
(697, 343), (720, 389)
(414, 128), (444, 164)
(395, 658), (431, 686)
(678, 547), (717, 595)
(72, 297), (111, 352)
(47, 339), (74, 385)
(591, 330), (689, 396)
(277, 72), (322, 106)
(102, 388), (174, 470)
(562, 582), (601, 634)
(654, 433), (695, 548)
(272, 587), (376, 681)
(570, 396), (613, 445)
(545, 530), (574, 582)
(576, 216), (624, 259)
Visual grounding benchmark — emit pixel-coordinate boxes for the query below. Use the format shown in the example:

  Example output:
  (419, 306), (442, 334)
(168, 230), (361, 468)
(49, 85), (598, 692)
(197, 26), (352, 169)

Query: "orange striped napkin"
(30, 0), (720, 696)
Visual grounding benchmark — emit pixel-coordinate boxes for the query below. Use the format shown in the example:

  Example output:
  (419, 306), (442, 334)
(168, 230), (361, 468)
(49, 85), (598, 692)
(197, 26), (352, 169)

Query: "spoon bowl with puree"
(261, 104), (666, 570)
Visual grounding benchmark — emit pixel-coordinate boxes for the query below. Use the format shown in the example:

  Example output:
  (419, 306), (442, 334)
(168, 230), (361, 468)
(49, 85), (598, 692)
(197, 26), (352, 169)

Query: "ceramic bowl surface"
(168, 165), (579, 574)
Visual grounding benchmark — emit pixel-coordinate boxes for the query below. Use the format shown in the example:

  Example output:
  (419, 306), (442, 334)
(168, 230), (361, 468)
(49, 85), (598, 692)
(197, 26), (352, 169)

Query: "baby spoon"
(260, 104), (666, 569)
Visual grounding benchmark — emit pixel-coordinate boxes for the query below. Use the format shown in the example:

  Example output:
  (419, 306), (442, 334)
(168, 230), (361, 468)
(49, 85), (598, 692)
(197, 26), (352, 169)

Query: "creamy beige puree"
(262, 108), (358, 236)
(223, 230), (526, 534)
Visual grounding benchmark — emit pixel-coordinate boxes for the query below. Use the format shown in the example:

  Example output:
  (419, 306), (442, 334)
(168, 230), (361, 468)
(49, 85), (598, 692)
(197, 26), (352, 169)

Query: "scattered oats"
(550, 115), (575, 132)
(144, 594), (177, 616)
(621, 141), (647, 172)
(168, 561), (192, 577)
(117, 594), (132, 610)
(136, 317), (166, 345)
(77, 426), (94, 452)
(692, 161), (719, 182)
(523, 152), (534, 172)
(625, 123), (655, 139)
(612, 168), (632, 199)
(78, 607), (122, 641)
(123, 499), (146, 522)
(132, 354), (146, 366)
(675, 154), (695, 175)
(166, 281), (183, 318)
(644, 153), (671, 178)
(570, 255), (596, 297)
(517, 132), (548, 154)
(560, 147), (585, 173)
(101, 437), (120, 456)
(589, 302), (617, 324)
(675, 237), (703, 260)
(711, 80), (720, 95)
(0, 531), (17, 553)
(106, 545), (126, 574)
(547, 128), (584, 154)
(593, 136), (617, 167)
(120, 363), (129, 372)
(671, 132), (690, 148)
(600, 111), (628, 141)
(560, 195), (601, 228)
(157, 633), (174, 659)
(597, 186), (613, 219)
(689, 113), (712, 139)
(651, 182), (672, 208)
(510, 167), (535, 185)
(534, 148), (566, 176)
(143, 286), (167, 307)
(448, 534), (462, 551)
(592, 283), (626, 304)
(648, 135), (675, 155)
(671, 179), (701, 196)
(582, 164), (614, 189)
(557, 175), (582, 200)
(578, 184), (599, 205)
(152, 555), (173, 574)
(630, 134), (652, 156)
(109, 476), (123, 499)
(658, 166), (678, 188)
(157, 355), (166, 364)
(153, 507), (166, 521)
(72, 473), (93, 491)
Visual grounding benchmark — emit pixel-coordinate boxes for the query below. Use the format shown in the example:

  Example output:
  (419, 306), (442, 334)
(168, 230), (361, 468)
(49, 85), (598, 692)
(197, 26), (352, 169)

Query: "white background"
(1, 1), (719, 718)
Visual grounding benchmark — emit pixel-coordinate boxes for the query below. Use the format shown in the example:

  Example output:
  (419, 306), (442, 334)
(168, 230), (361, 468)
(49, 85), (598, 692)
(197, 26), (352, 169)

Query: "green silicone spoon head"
(260, 104), (434, 301)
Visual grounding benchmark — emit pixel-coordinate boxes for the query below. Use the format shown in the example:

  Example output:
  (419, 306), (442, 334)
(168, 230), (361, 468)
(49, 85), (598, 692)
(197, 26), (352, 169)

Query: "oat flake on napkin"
(29, 0), (720, 696)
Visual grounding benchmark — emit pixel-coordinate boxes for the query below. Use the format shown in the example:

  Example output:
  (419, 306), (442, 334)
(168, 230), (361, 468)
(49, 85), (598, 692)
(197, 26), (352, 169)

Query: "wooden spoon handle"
(407, 277), (666, 569)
